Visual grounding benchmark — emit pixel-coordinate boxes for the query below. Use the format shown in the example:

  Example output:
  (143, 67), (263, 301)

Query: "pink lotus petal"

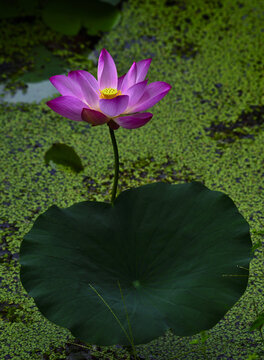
(97, 48), (118, 90)
(124, 80), (148, 113)
(135, 58), (152, 82)
(81, 108), (109, 126)
(129, 81), (172, 112)
(117, 74), (126, 90)
(46, 96), (89, 122)
(69, 70), (99, 92)
(68, 70), (100, 110)
(114, 112), (153, 129)
(120, 62), (137, 93)
(99, 95), (129, 117)
(49, 75), (82, 98)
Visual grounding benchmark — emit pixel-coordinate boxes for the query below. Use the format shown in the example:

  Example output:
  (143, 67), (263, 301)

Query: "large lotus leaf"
(19, 181), (252, 346)
(41, 0), (81, 36)
(80, 2), (121, 35)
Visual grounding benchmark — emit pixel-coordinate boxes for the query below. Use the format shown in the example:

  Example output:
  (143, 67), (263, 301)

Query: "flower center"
(100, 87), (121, 99)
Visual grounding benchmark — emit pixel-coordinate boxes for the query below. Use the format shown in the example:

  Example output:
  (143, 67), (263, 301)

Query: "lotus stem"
(108, 125), (119, 206)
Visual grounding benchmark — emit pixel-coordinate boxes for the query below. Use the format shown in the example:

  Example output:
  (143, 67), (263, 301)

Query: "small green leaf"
(246, 354), (259, 360)
(251, 229), (264, 236)
(189, 331), (209, 345)
(189, 339), (200, 345)
(249, 313), (264, 332)
(250, 240), (262, 255)
(44, 143), (84, 173)
(48, 160), (57, 169)
(200, 331), (209, 343)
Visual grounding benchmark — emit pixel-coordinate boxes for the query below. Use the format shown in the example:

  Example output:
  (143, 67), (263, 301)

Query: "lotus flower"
(47, 49), (172, 130)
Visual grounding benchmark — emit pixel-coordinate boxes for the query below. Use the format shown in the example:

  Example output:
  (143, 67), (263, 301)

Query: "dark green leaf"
(44, 143), (84, 173)
(19, 182), (252, 346)
(189, 339), (200, 345)
(250, 240), (262, 255)
(19, 46), (67, 83)
(82, 3), (121, 35)
(249, 313), (264, 332)
(99, 0), (121, 6)
(251, 229), (264, 236)
(42, 0), (81, 36)
(41, 0), (121, 36)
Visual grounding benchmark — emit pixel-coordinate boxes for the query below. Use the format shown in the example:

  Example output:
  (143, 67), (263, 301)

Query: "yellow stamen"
(100, 88), (121, 99)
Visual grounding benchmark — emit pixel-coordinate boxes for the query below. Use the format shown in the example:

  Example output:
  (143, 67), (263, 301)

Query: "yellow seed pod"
(100, 88), (121, 99)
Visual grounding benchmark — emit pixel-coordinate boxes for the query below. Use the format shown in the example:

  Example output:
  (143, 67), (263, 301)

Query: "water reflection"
(0, 79), (59, 104)
(0, 51), (99, 104)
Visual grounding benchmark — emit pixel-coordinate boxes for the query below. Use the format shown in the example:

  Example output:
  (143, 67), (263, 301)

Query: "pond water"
(0, 52), (98, 103)
(0, 80), (57, 103)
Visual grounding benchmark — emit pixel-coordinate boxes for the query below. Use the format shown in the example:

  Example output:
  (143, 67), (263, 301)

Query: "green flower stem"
(108, 126), (119, 205)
